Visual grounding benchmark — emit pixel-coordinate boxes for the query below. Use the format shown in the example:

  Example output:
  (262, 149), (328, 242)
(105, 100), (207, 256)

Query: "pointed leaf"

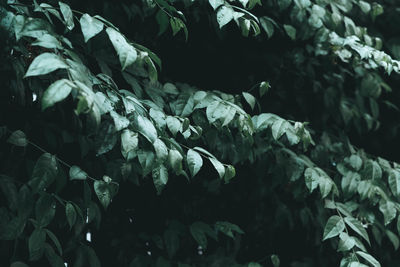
(42, 79), (74, 110)
(344, 217), (370, 245)
(65, 202), (77, 229)
(94, 180), (111, 209)
(59, 2), (74, 30)
(80, 13), (104, 42)
(242, 92), (256, 110)
(106, 27), (137, 70)
(187, 149), (203, 177)
(355, 251), (381, 267)
(69, 165), (87, 180)
(25, 53), (68, 77)
(323, 215), (345, 240)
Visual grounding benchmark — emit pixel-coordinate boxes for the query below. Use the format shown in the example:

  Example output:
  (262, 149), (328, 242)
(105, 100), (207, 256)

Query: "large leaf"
(59, 2), (74, 30)
(344, 217), (370, 245)
(388, 169), (400, 197)
(80, 13), (104, 42)
(65, 202), (77, 229)
(216, 5), (234, 28)
(136, 115), (158, 143)
(355, 251), (381, 267)
(29, 153), (58, 193)
(121, 129), (139, 160)
(187, 149), (203, 177)
(42, 79), (74, 110)
(322, 215), (345, 241)
(106, 27), (137, 70)
(29, 228), (46, 260)
(25, 53), (69, 77)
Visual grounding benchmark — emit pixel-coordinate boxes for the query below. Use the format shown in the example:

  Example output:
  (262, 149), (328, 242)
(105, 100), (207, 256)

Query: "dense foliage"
(3, 0), (400, 266)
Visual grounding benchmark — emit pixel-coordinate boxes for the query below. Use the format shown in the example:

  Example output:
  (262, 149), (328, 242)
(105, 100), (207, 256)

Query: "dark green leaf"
(7, 130), (28, 146)
(69, 165), (87, 181)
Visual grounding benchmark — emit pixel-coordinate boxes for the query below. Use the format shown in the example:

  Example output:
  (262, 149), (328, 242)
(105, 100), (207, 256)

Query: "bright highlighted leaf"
(209, 158), (225, 179)
(110, 111), (129, 131)
(224, 165), (236, 183)
(187, 149), (203, 177)
(69, 165), (87, 180)
(42, 79), (74, 110)
(121, 129), (139, 160)
(217, 5), (234, 28)
(59, 2), (74, 30)
(304, 167), (319, 193)
(106, 27), (137, 70)
(80, 13), (104, 42)
(137, 115), (158, 143)
(153, 138), (168, 163)
(283, 24), (296, 40)
(168, 149), (183, 173)
(7, 130), (28, 147)
(94, 180), (111, 209)
(322, 215), (345, 241)
(65, 202), (76, 229)
(259, 81), (270, 96)
(379, 201), (397, 225)
(166, 116), (181, 136)
(209, 0), (224, 10)
(337, 232), (355, 252)
(24, 53), (69, 77)
(355, 251), (381, 267)
(344, 217), (370, 245)
(242, 92), (256, 110)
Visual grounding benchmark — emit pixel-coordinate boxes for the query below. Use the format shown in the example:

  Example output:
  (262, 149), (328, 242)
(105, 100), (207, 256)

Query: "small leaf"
(283, 24), (296, 40)
(110, 111), (130, 131)
(259, 81), (270, 96)
(242, 92), (256, 110)
(355, 251), (381, 267)
(24, 53), (69, 77)
(304, 167), (319, 193)
(59, 2), (74, 30)
(42, 79), (74, 110)
(80, 13), (104, 42)
(120, 129), (139, 160)
(69, 165), (87, 180)
(168, 149), (183, 173)
(94, 180), (111, 209)
(166, 116), (181, 136)
(379, 201), (397, 225)
(65, 202), (77, 229)
(386, 230), (399, 250)
(7, 130), (28, 146)
(224, 165), (236, 183)
(260, 17), (274, 38)
(344, 217), (370, 245)
(187, 149), (203, 177)
(271, 254), (280, 267)
(349, 155), (363, 171)
(323, 215), (345, 241)
(35, 194), (56, 227)
(106, 27), (137, 70)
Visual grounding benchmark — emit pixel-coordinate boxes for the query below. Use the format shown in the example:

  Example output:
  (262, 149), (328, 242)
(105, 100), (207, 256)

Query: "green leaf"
(215, 221), (244, 239)
(283, 24), (296, 40)
(364, 160), (382, 180)
(344, 217), (370, 245)
(42, 79), (74, 110)
(110, 111), (130, 131)
(69, 165), (87, 180)
(106, 27), (137, 70)
(304, 167), (318, 193)
(209, 0), (224, 10)
(379, 201), (397, 225)
(271, 254), (280, 267)
(94, 180), (111, 209)
(121, 129), (139, 160)
(44, 243), (64, 267)
(355, 251), (381, 267)
(271, 119), (291, 140)
(349, 155), (363, 171)
(137, 115), (158, 143)
(65, 202), (77, 229)
(386, 230), (399, 250)
(260, 17), (274, 38)
(166, 116), (181, 136)
(388, 169), (400, 197)
(322, 215), (345, 241)
(168, 149), (183, 173)
(152, 164), (168, 194)
(153, 138), (168, 163)
(259, 81), (270, 96)
(224, 165), (236, 183)
(164, 229), (179, 258)
(242, 92), (256, 110)
(216, 5), (235, 28)
(80, 13), (104, 42)
(86, 246), (101, 267)
(190, 223), (208, 248)
(7, 130), (28, 146)
(337, 232), (356, 252)
(29, 228), (46, 260)
(30, 153), (58, 193)
(187, 149), (203, 177)
(209, 158), (225, 179)
(24, 53), (69, 77)
(36, 194), (56, 227)
(45, 229), (62, 255)
(59, 2), (74, 30)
